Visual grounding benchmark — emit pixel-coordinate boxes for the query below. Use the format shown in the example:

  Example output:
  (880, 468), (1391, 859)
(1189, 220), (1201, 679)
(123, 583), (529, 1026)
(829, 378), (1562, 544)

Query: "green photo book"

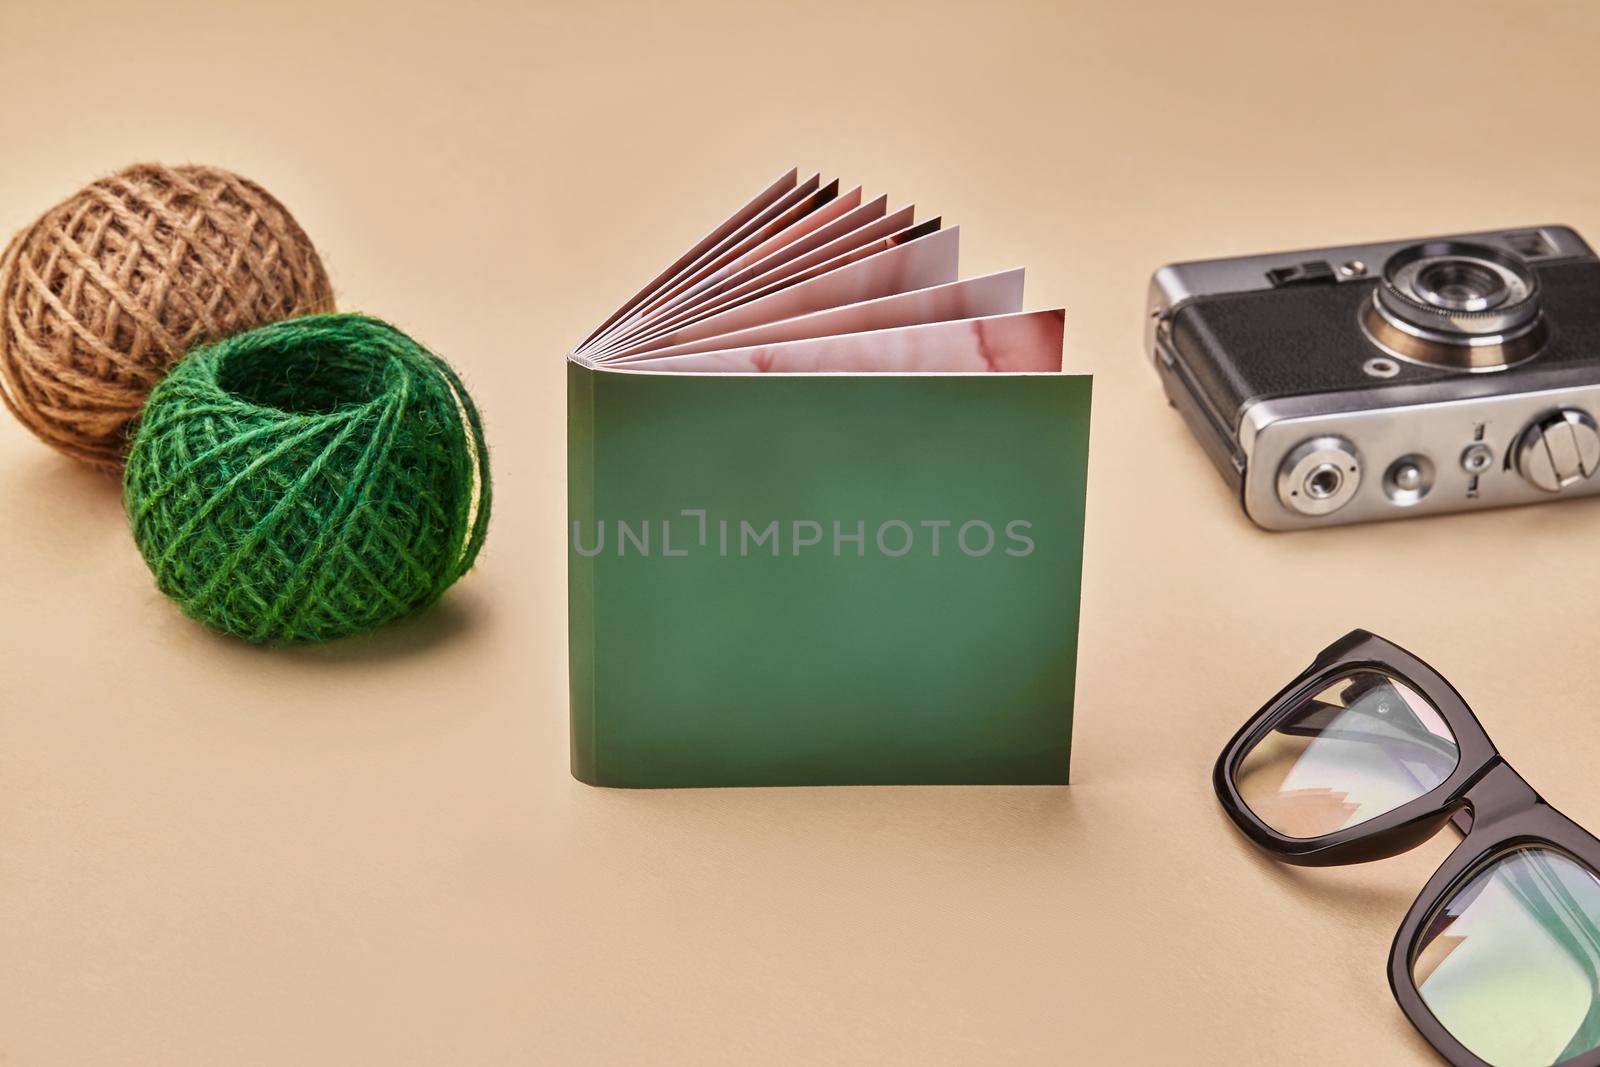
(568, 169), (1091, 787)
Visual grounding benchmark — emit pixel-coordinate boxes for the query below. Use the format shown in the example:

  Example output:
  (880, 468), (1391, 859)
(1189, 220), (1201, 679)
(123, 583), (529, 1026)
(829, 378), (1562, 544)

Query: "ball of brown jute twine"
(0, 163), (335, 470)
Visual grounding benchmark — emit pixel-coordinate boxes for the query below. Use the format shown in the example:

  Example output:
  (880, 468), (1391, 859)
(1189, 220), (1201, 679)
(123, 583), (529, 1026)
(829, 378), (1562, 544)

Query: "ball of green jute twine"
(123, 314), (491, 644)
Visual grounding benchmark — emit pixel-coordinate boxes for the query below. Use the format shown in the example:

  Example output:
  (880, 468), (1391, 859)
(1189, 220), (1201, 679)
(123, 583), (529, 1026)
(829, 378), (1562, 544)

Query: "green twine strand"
(123, 314), (492, 644)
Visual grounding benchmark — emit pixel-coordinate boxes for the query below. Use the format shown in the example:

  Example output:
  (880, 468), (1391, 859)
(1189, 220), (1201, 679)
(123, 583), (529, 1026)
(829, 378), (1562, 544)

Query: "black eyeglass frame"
(1214, 628), (1600, 1067)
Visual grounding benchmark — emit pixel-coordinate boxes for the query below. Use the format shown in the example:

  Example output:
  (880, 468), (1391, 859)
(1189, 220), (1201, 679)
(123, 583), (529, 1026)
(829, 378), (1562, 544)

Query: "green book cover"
(568, 169), (1091, 787)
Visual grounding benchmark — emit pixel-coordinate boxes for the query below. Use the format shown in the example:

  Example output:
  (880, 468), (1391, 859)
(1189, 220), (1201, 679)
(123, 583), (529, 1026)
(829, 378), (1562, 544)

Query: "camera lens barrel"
(1375, 241), (1542, 343)
(1365, 241), (1546, 370)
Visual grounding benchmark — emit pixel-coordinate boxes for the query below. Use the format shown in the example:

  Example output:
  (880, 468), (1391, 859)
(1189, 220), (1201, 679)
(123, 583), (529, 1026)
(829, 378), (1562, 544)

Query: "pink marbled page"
(597, 226), (960, 361)
(619, 310), (1065, 374)
(577, 168), (798, 351)
(588, 173), (826, 352)
(722, 186), (866, 278)
(599, 210), (928, 358)
(573, 170), (1068, 377)
(609, 184), (865, 347)
(617, 270), (1025, 361)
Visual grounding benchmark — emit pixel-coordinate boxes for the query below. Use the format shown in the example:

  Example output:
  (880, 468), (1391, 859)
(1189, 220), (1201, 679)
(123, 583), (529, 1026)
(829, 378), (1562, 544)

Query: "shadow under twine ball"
(123, 314), (492, 644)
(0, 163), (334, 470)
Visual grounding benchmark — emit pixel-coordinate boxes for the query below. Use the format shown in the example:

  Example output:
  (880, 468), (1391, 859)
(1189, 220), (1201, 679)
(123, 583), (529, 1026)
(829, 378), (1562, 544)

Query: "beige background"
(2, 1), (1598, 1063)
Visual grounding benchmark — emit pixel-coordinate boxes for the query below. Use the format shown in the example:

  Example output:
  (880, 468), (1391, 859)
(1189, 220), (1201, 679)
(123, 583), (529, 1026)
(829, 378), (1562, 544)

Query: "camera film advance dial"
(1516, 409), (1600, 493)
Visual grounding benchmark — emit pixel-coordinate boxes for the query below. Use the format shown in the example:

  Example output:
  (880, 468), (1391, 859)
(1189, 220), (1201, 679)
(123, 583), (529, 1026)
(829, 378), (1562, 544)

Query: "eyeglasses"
(1215, 630), (1600, 1067)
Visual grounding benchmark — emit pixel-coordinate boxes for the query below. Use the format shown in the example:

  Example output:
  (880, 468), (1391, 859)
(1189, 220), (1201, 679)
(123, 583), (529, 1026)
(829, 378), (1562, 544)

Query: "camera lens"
(1412, 260), (1508, 312)
(1365, 240), (1545, 370)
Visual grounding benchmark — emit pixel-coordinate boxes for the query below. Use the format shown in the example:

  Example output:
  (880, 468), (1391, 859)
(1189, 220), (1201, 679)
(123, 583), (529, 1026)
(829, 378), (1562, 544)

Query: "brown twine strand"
(0, 163), (335, 470)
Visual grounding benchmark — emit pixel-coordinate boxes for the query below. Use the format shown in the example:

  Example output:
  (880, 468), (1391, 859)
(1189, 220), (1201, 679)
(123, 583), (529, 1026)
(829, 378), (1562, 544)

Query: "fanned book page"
(570, 168), (1065, 373)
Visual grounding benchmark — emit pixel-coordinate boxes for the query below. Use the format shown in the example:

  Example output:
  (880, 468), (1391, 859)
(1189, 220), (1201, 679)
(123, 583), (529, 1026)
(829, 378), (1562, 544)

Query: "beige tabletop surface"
(4, 1), (1600, 1063)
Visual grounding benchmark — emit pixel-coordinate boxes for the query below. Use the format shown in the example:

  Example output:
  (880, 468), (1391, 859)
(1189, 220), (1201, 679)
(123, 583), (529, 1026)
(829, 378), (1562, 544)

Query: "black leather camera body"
(1147, 226), (1600, 529)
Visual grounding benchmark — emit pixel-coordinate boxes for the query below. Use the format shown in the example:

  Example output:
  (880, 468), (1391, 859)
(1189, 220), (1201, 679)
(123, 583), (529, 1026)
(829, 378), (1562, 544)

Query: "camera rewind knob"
(1516, 409), (1600, 492)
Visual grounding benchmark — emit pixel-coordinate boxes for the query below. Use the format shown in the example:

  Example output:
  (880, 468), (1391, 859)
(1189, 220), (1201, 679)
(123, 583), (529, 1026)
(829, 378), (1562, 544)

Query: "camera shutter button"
(1515, 409), (1600, 492)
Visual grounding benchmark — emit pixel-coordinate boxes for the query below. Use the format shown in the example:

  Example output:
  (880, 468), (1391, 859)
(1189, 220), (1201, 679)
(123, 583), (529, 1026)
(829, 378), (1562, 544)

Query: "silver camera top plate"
(1145, 226), (1593, 358)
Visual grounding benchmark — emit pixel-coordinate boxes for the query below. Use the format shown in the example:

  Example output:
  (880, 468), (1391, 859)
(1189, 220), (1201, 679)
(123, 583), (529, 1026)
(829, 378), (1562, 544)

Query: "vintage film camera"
(1147, 226), (1600, 529)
